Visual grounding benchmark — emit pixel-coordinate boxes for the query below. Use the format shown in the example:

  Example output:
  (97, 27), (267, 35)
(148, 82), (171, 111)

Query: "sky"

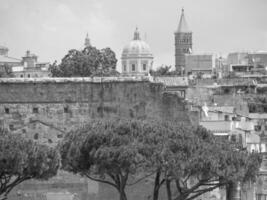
(0, 0), (267, 70)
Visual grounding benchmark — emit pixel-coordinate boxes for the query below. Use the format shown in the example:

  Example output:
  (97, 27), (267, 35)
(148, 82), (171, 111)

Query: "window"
(143, 64), (146, 71)
(20, 74), (23, 78)
(28, 74), (30, 78)
(132, 64), (135, 72)
(123, 65), (127, 72)
(64, 106), (69, 113)
(34, 133), (39, 140)
(224, 115), (229, 121)
(4, 107), (9, 114)
(33, 107), (39, 114)
(48, 139), (53, 143)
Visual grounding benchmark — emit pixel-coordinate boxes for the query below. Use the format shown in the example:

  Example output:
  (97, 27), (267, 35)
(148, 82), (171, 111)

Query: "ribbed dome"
(122, 28), (153, 58)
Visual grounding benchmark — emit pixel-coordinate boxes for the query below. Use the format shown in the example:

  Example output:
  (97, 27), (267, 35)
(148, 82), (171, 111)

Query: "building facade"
(185, 54), (216, 78)
(121, 28), (153, 76)
(12, 50), (50, 78)
(174, 9), (192, 74)
(0, 45), (21, 66)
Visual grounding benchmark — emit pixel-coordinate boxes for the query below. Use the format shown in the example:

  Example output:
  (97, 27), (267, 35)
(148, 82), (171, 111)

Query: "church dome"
(121, 28), (153, 76)
(122, 28), (153, 58)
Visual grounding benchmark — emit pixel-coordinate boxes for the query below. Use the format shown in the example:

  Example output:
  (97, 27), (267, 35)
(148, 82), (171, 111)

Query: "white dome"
(122, 40), (153, 58)
(121, 28), (153, 59)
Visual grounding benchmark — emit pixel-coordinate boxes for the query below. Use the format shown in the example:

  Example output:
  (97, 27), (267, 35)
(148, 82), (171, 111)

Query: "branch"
(127, 171), (156, 186)
(185, 183), (224, 200)
(84, 173), (118, 189)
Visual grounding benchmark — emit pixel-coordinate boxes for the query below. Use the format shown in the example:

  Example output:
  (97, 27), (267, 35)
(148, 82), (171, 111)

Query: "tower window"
(132, 64), (135, 72)
(33, 107), (39, 113)
(143, 64), (147, 71)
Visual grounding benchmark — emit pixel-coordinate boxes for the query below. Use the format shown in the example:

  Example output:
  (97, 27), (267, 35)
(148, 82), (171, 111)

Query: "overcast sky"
(0, 0), (267, 70)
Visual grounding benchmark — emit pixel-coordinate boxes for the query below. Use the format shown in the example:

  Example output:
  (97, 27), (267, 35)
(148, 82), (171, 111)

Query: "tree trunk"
(226, 181), (241, 200)
(119, 190), (127, 200)
(166, 179), (172, 200)
(153, 171), (161, 200)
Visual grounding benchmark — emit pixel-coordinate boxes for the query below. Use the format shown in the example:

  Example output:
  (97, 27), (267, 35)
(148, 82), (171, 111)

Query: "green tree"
(0, 130), (60, 200)
(50, 46), (118, 77)
(59, 120), (261, 200)
(60, 119), (152, 200)
(140, 125), (261, 200)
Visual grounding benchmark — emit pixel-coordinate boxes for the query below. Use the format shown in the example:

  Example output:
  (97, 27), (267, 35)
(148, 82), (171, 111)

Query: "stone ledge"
(0, 76), (151, 83)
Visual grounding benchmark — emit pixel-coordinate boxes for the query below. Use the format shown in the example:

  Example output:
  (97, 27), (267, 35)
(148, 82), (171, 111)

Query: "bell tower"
(84, 33), (91, 48)
(175, 8), (192, 74)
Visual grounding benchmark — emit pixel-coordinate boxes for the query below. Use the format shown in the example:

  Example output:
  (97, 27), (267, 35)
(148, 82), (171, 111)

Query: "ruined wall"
(0, 78), (190, 144)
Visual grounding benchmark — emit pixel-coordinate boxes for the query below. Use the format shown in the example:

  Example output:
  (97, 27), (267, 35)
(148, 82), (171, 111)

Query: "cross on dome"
(133, 27), (141, 40)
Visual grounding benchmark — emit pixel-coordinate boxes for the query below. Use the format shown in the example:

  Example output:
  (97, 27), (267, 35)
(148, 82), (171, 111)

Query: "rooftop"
(153, 76), (188, 87)
(248, 113), (267, 119)
(0, 55), (21, 63)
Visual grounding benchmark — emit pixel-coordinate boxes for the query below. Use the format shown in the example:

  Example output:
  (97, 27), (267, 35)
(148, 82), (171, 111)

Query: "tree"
(0, 64), (14, 78)
(59, 120), (261, 200)
(60, 119), (154, 200)
(0, 130), (60, 200)
(50, 46), (118, 77)
(140, 125), (262, 200)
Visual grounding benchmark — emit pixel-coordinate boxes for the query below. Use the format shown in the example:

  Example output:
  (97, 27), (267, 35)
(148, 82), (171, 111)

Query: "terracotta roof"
(153, 76), (188, 86)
